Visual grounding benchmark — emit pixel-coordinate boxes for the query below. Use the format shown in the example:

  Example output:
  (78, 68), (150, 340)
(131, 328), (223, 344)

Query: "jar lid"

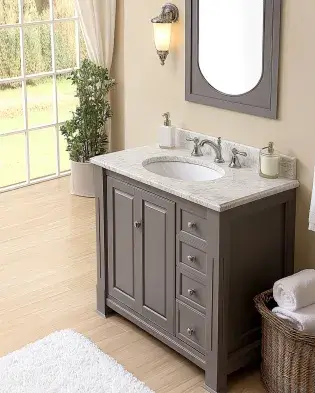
(261, 142), (279, 157)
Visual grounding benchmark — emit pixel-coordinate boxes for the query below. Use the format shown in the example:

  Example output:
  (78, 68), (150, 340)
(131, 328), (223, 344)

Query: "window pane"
(0, 82), (24, 134)
(0, 0), (19, 25)
(24, 0), (50, 22)
(0, 133), (26, 188)
(29, 127), (56, 179)
(59, 127), (70, 172)
(27, 77), (54, 128)
(24, 24), (52, 74)
(55, 21), (76, 70)
(57, 74), (77, 122)
(0, 28), (21, 78)
(54, 0), (75, 19)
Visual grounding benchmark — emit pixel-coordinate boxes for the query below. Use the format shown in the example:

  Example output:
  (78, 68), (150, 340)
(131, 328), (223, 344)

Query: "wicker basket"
(254, 289), (315, 393)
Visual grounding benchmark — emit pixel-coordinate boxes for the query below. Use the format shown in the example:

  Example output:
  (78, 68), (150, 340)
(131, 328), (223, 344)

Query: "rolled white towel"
(273, 269), (315, 311)
(272, 304), (315, 333)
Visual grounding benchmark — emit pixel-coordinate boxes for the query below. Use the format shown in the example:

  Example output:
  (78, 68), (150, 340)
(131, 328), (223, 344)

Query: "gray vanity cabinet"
(107, 176), (175, 333)
(95, 166), (296, 393)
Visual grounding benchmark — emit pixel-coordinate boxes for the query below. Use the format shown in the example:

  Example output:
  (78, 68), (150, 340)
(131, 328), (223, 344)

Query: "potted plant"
(61, 59), (116, 197)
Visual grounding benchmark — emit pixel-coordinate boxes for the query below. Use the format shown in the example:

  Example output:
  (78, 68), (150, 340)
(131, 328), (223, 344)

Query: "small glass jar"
(259, 142), (280, 179)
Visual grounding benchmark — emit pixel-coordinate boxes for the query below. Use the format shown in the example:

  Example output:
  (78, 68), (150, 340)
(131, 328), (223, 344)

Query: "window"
(0, 0), (87, 191)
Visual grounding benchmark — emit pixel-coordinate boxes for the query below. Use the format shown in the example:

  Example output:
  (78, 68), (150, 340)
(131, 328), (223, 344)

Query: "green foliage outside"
(60, 59), (116, 163)
(0, 0), (86, 82)
(0, 77), (78, 188)
(0, 1), (95, 187)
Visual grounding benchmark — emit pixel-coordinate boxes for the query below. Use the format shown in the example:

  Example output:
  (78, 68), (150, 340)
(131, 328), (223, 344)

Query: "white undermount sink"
(142, 157), (225, 182)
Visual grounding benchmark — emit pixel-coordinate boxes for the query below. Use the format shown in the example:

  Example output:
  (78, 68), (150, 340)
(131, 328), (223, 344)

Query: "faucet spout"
(200, 137), (225, 163)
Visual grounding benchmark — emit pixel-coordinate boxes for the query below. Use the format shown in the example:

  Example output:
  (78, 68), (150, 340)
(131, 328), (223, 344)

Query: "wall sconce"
(151, 3), (179, 66)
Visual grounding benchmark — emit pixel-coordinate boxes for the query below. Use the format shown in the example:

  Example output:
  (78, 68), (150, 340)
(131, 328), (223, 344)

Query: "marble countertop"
(90, 145), (299, 212)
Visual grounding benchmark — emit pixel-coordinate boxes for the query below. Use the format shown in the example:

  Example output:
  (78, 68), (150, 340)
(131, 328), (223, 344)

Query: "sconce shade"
(151, 3), (179, 66)
(153, 22), (172, 52)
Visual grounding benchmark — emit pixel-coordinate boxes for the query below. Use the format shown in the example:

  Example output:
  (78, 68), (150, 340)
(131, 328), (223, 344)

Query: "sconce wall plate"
(151, 3), (179, 23)
(151, 3), (179, 66)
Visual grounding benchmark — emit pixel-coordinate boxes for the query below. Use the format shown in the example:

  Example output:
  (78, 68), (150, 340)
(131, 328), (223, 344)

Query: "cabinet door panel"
(139, 190), (175, 333)
(107, 178), (140, 311)
(143, 201), (167, 316)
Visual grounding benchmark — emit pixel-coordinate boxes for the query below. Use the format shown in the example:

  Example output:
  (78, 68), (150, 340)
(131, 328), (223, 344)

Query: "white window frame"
(0, 0), (82, 193)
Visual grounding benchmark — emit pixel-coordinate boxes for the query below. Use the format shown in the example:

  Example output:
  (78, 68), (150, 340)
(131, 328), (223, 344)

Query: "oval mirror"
(199, 0), (264, 96)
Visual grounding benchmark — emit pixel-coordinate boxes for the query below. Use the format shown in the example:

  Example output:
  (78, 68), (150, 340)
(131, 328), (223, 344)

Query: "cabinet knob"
(188, 289), (196, 296)
(134, 221), (142, 229)
(187, 328), (195, 336)
(187, 222), (197, 229)
(187, 255), (196, 263)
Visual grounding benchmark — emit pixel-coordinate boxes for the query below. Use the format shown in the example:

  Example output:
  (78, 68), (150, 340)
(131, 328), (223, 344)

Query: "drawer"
(179, 241), (207, 275)
(177, 271), (206, 313)
(180, 209), (208, 242)
(176, 301), (206, 354)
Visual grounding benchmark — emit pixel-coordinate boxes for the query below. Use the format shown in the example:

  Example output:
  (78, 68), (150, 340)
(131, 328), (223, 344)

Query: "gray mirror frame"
(185, 0), (282, 119)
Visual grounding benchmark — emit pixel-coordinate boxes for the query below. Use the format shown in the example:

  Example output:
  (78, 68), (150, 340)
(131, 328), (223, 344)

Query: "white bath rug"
(0, 329), (154, 393)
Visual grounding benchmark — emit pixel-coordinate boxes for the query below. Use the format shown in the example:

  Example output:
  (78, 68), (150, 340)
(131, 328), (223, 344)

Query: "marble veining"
(91, 133), (299, 211)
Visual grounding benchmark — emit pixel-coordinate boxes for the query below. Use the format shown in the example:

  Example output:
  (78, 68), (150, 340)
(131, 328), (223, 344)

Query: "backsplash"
(175, 128), (297, 180)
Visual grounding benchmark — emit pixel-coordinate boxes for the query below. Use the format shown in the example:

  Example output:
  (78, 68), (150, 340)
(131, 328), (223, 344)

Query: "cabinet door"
(107, 177), (141, 312)
(138, 189), (175, 333)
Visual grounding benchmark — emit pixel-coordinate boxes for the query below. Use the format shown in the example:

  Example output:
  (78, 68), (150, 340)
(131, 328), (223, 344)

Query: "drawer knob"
(134, 221), (142, 229)
(187, 328), (195, 336)
(188, 289), (196, 296)
(187, 255), (196, 263)
(188, 221), (197, 229)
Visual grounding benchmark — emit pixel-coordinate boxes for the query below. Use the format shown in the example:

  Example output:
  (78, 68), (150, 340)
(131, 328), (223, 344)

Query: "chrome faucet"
(199, 137), (225, 163)
(186, 136), (225, 163)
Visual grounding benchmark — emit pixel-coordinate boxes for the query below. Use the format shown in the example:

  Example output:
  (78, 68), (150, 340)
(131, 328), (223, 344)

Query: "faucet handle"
(186, 137), (203, 157)
(232, 148), (247, 157)
(186, 137), (200, 144)
(229, 148), (248, 168)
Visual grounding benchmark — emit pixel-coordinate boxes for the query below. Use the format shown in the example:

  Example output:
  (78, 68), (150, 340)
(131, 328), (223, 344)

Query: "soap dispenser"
(259, 142), (280, 179)
(158, 112), (175, 149)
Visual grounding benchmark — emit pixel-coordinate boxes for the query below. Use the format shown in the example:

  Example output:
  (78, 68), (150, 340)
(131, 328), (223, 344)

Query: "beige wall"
(112, 0), (315, 269)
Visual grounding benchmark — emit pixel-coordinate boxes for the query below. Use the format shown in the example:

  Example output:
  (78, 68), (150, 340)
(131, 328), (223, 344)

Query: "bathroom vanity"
(91, 133), (298, 393)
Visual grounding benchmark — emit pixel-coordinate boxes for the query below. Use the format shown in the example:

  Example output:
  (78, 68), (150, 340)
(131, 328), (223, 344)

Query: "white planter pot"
(70, 160), (95, 198)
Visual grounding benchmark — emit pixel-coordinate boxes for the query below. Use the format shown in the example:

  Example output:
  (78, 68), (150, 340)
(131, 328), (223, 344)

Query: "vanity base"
(107, 296), (206, 369)
(105, 296), (260, 383)
(94, 167), (296, 393)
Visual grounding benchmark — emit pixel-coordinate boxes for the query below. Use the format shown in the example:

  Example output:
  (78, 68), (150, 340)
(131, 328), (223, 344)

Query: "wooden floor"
(0, 178), (266, 392)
